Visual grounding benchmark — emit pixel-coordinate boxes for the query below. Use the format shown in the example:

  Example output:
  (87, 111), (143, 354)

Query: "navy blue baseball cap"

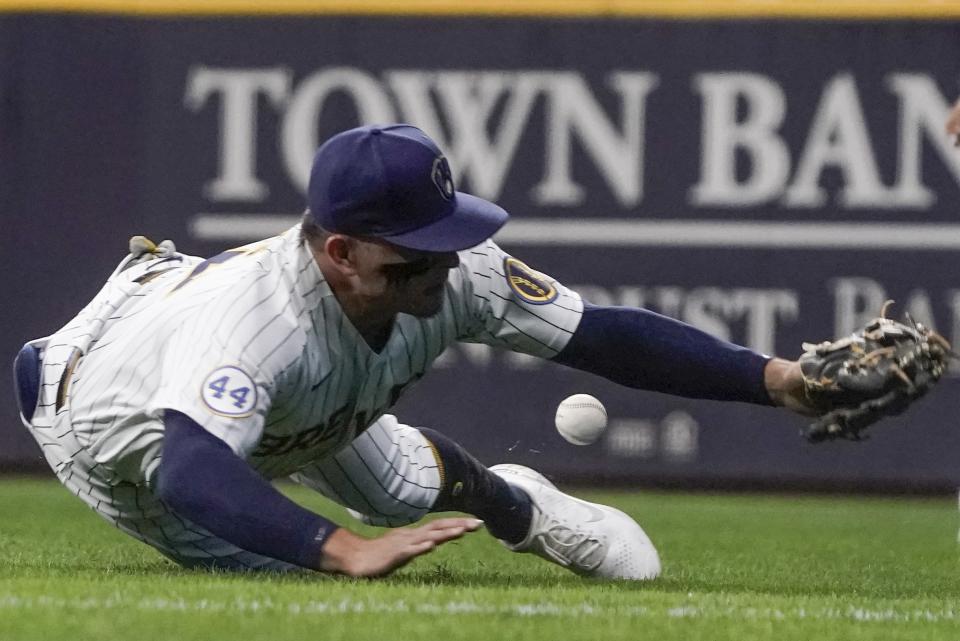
(308, 124), (509, 253)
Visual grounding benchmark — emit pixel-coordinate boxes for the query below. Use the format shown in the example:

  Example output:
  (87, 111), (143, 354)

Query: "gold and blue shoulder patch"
(503, 257), (558, 305)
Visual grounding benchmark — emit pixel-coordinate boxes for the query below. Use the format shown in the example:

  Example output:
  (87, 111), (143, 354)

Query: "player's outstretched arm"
(552, 303), (814, 414)
(156, 411), (480, 577)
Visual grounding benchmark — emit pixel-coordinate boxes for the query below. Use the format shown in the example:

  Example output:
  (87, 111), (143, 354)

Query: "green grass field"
(1, 478), (958, 641)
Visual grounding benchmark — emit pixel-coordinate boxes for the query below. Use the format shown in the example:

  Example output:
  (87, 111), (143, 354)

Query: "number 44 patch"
(201, 366), (258, 417)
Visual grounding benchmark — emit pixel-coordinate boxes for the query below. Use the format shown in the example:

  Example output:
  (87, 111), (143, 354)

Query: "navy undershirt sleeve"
(155, 410), (338, 569)
(553, 303), (774, 405)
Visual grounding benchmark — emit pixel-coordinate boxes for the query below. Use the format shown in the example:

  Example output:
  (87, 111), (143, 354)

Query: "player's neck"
(338, 296), (395, 352)
(315, 254), (395, 352)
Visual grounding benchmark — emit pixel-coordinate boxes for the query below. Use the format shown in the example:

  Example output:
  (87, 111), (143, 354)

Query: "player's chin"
(406, 284), (446, 318)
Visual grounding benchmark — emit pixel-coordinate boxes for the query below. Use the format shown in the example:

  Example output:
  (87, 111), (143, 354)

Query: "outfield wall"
(2, 2), (959, 488)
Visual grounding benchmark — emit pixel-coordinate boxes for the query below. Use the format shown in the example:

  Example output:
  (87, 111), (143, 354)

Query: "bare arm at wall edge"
(946, 97), (960, 146)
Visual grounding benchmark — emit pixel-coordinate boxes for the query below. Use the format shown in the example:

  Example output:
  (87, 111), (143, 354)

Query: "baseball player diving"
(12, 124), (948, 580)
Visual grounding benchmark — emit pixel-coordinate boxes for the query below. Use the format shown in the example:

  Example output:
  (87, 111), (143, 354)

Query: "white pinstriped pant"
(26, 395), (443, 572)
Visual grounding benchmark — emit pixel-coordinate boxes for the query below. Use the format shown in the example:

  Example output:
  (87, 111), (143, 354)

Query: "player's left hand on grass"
(319, 517), (483, 578)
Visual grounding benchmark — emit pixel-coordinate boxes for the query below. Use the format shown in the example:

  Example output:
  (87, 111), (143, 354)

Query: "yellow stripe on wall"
(3, 0), (960, 19)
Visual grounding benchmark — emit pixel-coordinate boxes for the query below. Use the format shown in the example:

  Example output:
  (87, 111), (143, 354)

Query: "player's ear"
(324, 235), (360, 276)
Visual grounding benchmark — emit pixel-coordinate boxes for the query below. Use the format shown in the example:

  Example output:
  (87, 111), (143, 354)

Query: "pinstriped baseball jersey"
(56, 225), (583, 486)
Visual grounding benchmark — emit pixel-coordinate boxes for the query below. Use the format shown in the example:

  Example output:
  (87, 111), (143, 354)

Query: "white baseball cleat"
(489, 464), (661, 581)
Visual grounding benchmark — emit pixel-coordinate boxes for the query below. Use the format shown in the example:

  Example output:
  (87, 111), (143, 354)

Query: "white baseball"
(555, 394), (608, 445)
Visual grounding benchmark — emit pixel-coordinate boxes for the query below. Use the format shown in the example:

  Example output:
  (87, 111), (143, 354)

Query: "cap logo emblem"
(431, 156), (455, 200)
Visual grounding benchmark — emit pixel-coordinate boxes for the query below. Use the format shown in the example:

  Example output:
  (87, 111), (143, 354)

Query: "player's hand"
(764, 358), (818, 416)
(318, 517), (483, 578)
(946, 98), (960, 146)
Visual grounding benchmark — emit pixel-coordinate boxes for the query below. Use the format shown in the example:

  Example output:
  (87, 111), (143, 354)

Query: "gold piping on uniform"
(424, 437), (447, 491)
(55, 347), (83, 412)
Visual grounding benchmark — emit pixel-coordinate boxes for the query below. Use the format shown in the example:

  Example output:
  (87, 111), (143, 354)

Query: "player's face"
(353, 239), (459, 317)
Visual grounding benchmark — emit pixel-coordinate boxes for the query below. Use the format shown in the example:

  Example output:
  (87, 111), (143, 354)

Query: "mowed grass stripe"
(0, 592), (958, 623)
(1, 477), (958, 640)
